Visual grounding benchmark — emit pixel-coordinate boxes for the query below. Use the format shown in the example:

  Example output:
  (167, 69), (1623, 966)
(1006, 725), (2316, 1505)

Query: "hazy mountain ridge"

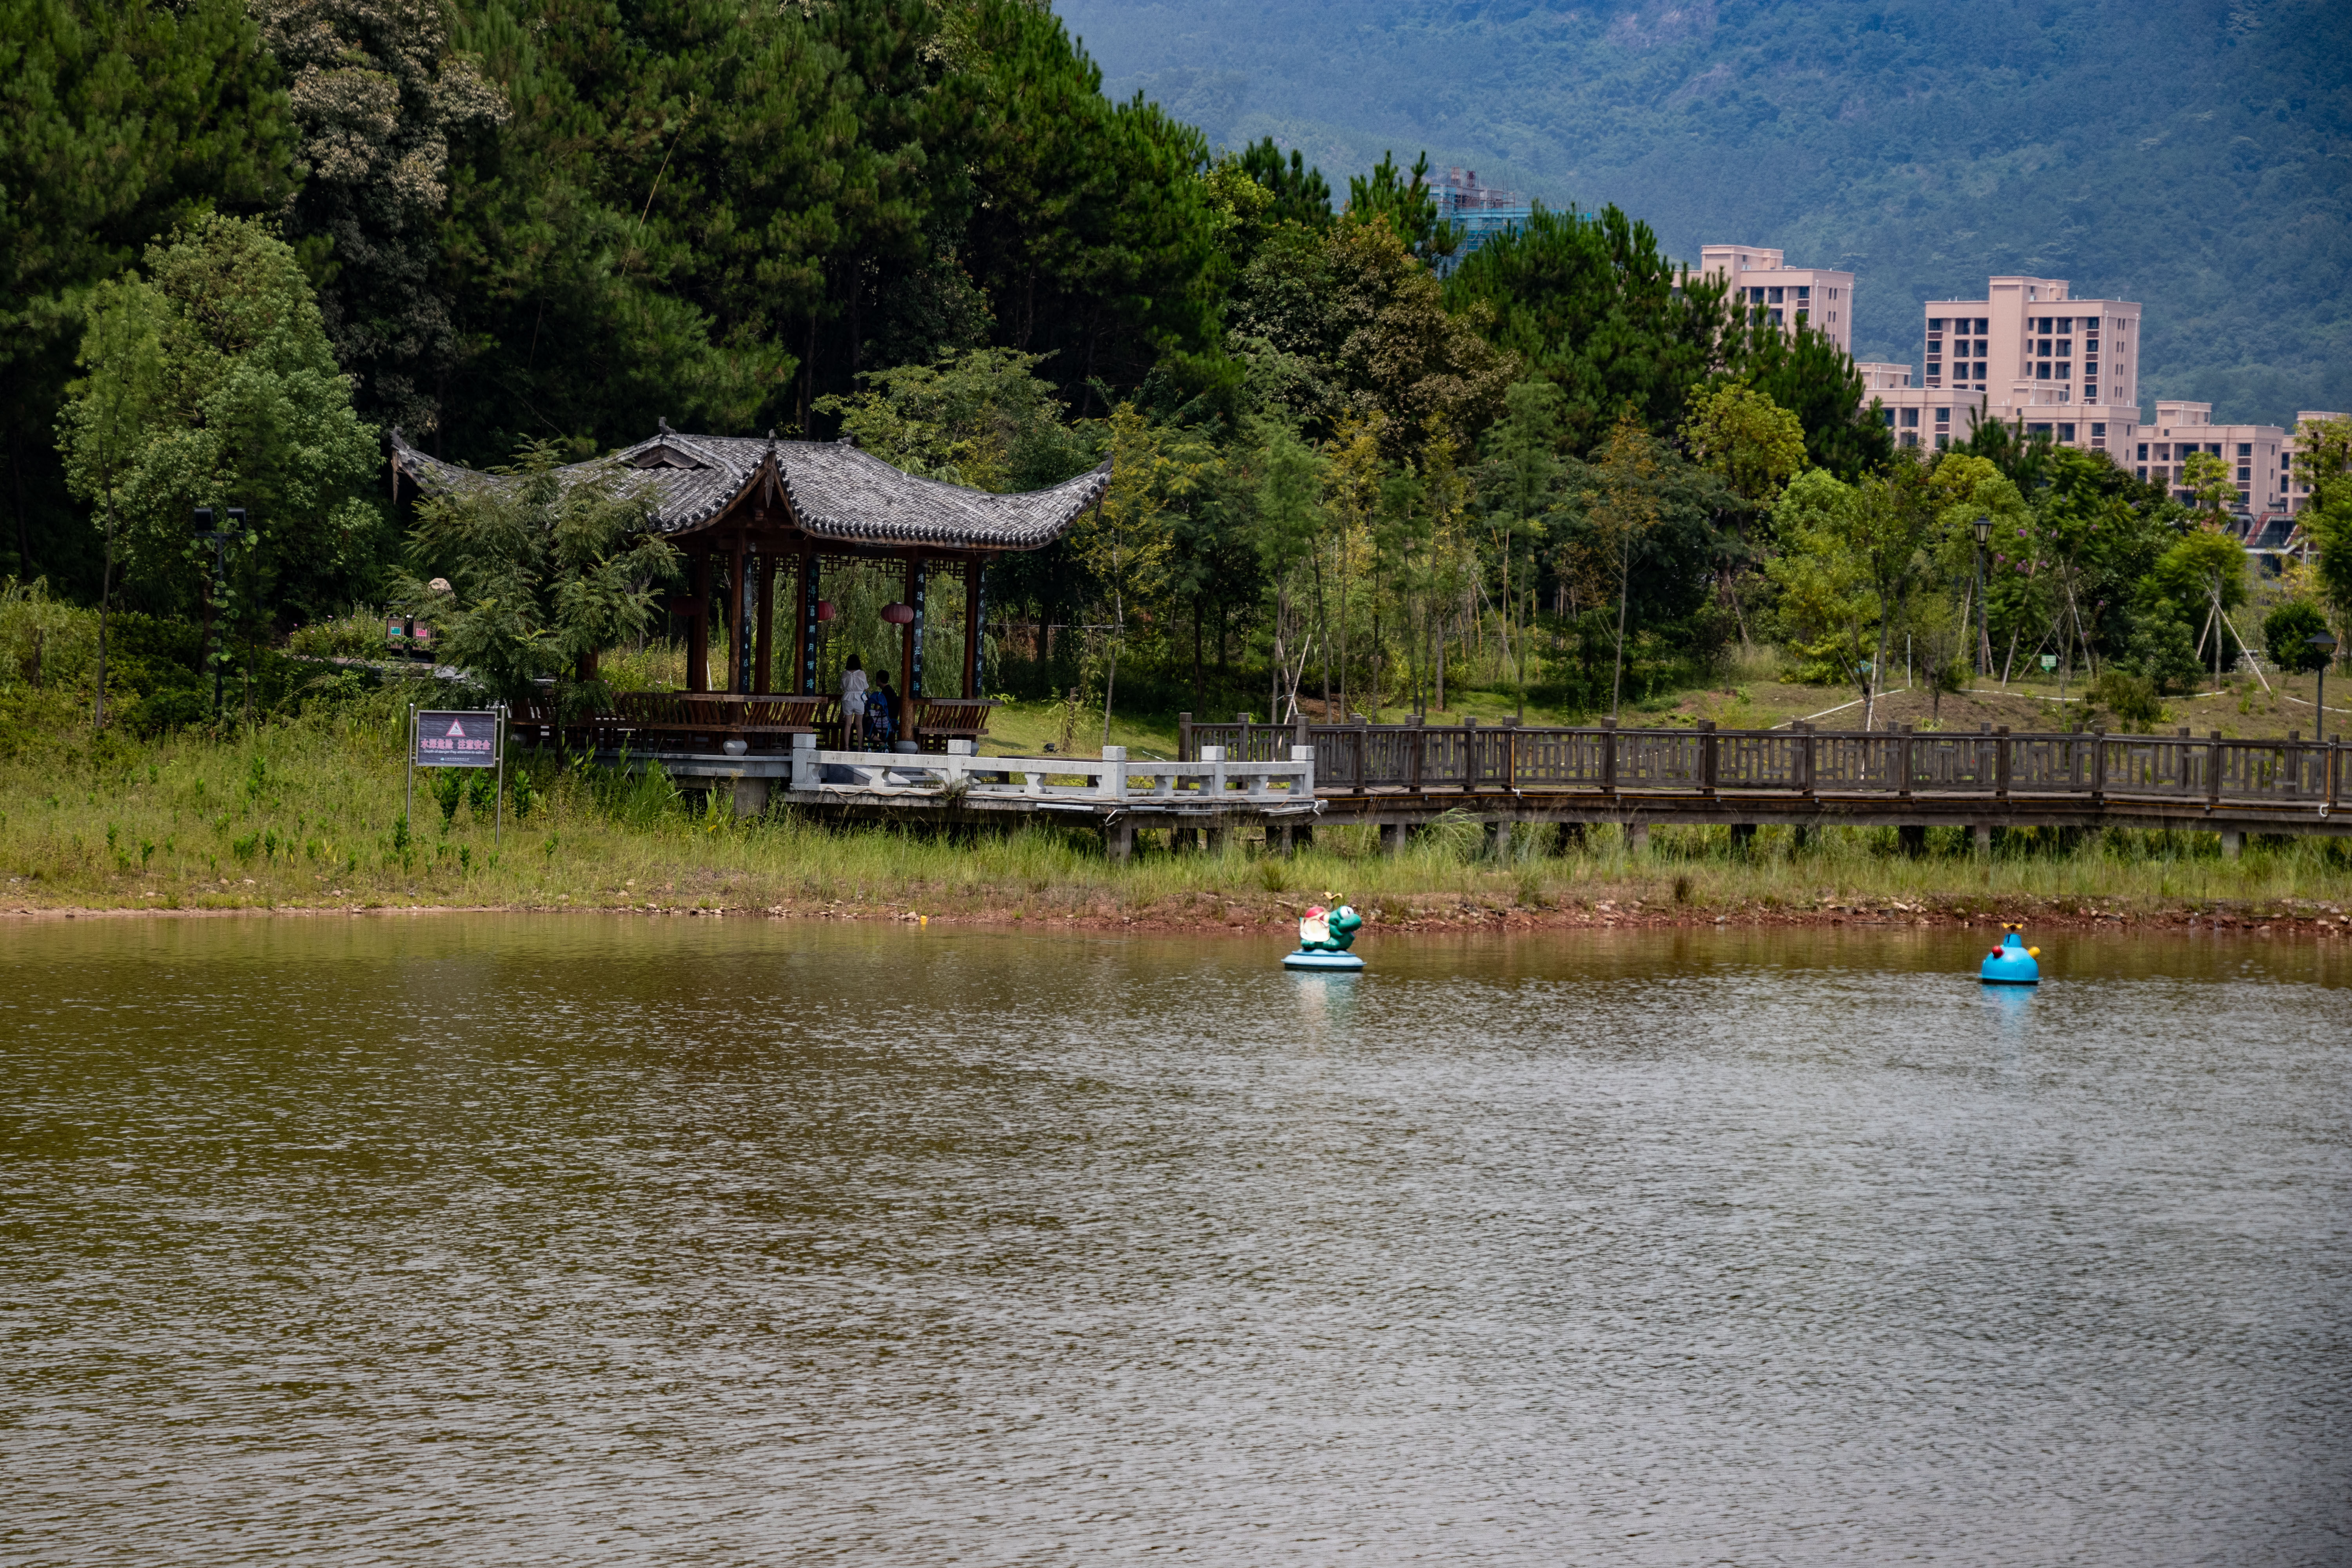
(1061, 0), (2351, 430)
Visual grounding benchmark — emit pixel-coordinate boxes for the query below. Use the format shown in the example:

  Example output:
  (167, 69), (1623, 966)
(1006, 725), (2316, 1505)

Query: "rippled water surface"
(4, 916), (2349, 1564)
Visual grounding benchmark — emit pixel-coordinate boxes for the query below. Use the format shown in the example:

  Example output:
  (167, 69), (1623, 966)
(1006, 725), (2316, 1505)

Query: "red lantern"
(815, 599), (837, 622)
(880, 602), (915, 625)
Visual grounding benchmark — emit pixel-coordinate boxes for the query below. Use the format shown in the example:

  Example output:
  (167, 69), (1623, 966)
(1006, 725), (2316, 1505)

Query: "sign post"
(408, 707), (507, 849)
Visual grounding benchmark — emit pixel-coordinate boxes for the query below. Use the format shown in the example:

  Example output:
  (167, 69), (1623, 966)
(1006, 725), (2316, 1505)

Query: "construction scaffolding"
(1430, 166), (1532, 275)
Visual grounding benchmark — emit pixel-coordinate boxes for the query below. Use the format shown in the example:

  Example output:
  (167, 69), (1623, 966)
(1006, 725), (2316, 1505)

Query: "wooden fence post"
(1996, 726), (2011, 800)
(1178, 711), (1192, 763)
(1601, 717), (1617, 799)
(1700, 719), (1718, 797)
(2208, 731), (2224, 809)
(1463, 715), (1478, 793)
(1356, 713), (1369, 795)
(2090, 726), (2107, 804)
(1798, 722), (1815, 799)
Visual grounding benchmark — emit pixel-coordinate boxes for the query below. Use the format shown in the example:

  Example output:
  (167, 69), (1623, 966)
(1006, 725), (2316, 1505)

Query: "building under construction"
(1430, 167), (1530, 274)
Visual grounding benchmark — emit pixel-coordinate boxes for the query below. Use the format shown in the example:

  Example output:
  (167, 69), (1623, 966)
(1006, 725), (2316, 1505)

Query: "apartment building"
(1698, 244), (1855, 357)
(2124, 403), (2294, 513)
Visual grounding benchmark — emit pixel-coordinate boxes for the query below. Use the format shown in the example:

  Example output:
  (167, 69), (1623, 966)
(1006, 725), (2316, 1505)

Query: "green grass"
(3, 687), (2346, 923)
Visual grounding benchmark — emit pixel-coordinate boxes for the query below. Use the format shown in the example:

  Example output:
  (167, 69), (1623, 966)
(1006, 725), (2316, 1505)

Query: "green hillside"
(1062, 0), (2352, 429)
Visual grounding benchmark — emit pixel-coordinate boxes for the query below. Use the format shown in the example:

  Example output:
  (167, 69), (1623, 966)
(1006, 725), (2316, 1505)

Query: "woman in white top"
(838, 654), (868, 745)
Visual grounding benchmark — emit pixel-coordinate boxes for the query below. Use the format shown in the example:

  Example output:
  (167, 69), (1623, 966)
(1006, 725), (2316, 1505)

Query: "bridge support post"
(1973, 823), (1992, 858)
(1204, 818), (1230, 855)
(1102, 818), (1134, 863)
(1625, 821), (1650, 857)
(1378, 822), (1405, 857)
(1484, 820), (1507, 860)
(1792, 825), (1816, 855)
(1553, 822), (1586, 856)
(729, 776), (770, 818)
(1898, 824), (1927, 858)
(2220, 828), (2243, 860)
(1729, 823), (1757, 855)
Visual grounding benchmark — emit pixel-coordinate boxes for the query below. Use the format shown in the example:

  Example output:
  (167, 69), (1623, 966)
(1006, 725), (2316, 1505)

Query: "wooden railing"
(787, 740), (1314, 809)
(511, 691), (995, 753)
(1178, 717), (2345, 811)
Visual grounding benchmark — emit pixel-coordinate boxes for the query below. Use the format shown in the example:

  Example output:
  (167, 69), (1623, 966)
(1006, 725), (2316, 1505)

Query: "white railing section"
(789, 740), (1316, 811)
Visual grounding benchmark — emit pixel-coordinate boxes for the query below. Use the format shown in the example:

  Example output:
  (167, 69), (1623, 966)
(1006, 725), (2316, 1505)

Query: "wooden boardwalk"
(1180, 716), (2351, 857)
(536, 714), (2351, 858)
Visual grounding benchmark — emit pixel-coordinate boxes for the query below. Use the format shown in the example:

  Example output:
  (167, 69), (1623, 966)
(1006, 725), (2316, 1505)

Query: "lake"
(4, 917), (2347, 1564)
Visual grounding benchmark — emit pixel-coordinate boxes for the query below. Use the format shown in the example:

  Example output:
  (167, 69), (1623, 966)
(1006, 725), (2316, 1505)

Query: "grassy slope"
(5, 684), (2347, 928)
(1062, 0), (2352, 428)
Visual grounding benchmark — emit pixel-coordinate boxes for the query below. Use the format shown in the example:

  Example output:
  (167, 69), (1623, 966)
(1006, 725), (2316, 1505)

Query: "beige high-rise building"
(1867, 275), (2146, 459)
(1698, 244), (1855, 357)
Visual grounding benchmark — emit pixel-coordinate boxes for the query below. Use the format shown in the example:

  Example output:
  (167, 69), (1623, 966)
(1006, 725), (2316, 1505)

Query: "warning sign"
(413, 710), (500, 768)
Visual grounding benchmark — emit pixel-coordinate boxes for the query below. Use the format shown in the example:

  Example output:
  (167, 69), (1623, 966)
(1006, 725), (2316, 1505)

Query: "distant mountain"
(1060, 0), (2352, 430)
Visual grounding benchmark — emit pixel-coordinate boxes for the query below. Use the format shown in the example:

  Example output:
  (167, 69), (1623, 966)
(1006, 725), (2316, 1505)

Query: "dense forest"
(4, 0), (2349, 740)
(1065, 0), (2352, 430)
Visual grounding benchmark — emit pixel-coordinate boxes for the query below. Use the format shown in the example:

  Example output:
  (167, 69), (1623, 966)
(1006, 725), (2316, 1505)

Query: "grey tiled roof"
(388, 428), (1110, 552)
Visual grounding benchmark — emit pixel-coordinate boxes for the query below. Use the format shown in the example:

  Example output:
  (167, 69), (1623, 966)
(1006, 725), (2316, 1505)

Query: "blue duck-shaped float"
(1979, 925), (2041, 985)
(1284, 902), (1365, 972)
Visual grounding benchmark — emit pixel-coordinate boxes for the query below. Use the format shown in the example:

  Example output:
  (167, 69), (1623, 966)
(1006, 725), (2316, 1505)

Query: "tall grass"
(2, 698), (2345, 917)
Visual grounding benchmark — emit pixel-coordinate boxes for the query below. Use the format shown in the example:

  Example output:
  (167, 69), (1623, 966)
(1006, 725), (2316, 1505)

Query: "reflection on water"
(3, 917), (2348, 1564)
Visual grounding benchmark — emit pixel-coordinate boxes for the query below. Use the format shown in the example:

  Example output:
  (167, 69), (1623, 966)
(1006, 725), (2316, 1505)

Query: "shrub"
(2089, 667), (2163, 731)
(2263, 600), (2332, 674)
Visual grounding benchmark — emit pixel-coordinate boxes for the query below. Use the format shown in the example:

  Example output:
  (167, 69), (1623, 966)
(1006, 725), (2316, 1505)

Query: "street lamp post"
(193, 506), (245, 718)
(1972, 514), (1992, 677)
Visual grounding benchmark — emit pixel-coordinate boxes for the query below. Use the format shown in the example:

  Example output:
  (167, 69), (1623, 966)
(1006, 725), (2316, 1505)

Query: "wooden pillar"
(962, 559), (983, 699)
(754, 551), (774, 695)
(729, 532), (749, 693)
(900, 555), (919, 711)
(796, 546), (819, 695)
(688, 554), (711, 693)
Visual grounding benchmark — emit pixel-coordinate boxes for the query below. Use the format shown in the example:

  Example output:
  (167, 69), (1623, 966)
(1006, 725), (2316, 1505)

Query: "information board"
(413, 710), (501, 768)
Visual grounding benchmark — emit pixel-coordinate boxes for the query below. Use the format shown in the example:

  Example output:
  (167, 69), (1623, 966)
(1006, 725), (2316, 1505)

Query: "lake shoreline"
(5, 893), (2343, 938)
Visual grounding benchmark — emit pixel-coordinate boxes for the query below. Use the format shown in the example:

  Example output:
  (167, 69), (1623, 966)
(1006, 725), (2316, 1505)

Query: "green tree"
(256, 0), (508, 436)
(1680, 379), (1807, 642)
(1237, 137), (1331, 229)
(1720, 316), (1892, 480)
(397, 442), (675, 698)
(2292, 414), (2352, 628)
(55, 216), (387, 648)
(2263, 599), (2330, 674)
(1071, 403), (1199, 745)
(54, 276), (166, 728)
(960, 0), (1225, 407)
(2, 0), (296, 588)
(1478, 381), (1566, 720)
(815, 347), (1092, 494)
(1443, 204), (1728, 453)
(1767, 462), (1944, 724)
(1250, 418), (1325, 722)
(1345, 149), (1450, 264)
(1229, 216), (1514, 455)
(2180, 450), (2237, 523)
